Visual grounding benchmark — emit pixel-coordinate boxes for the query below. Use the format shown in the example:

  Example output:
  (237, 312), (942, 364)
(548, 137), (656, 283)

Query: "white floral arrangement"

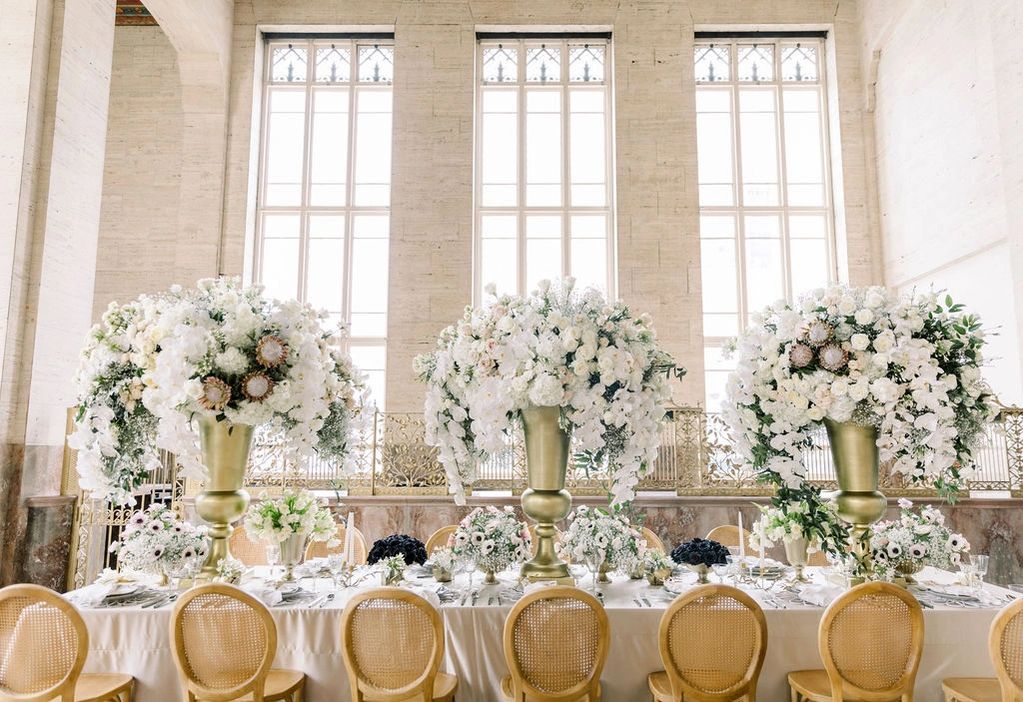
(430, 547), (457, 573)
(415, 278), (683, 504)
(377, 554), (406, 584)
(557, 505), (646, 573)
(643, 549), (675, 576)
(214, 556), (246, 585)
(109, 504), (208, 572)
(70, 277), (370, 504)
(243, 489), (337, 545)
(451, 506), (531, 573)
(748, 499), (848, 556)
(872, 498), (970, 573)
(725, 285), (995, 496)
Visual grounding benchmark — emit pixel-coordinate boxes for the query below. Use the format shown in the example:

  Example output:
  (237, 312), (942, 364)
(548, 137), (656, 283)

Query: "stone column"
(0, 0), (117, 584)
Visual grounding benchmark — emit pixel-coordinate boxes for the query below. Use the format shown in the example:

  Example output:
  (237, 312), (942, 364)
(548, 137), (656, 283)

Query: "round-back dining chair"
(228, 523), (269, 566)
(0, 584), (133, 702)
(640, 527), (667, 555)
(169, 583), (305, 702)
(305, 524), (369, 563)
(425, 526), (458, 556)
(501, 586), (610, 701)
(340, 587), (457, 702)
(789, 581), (924, 702)
(704, 526), (753, 554)
(943, 596), (1023, 702)
(647, 584), (767, 702)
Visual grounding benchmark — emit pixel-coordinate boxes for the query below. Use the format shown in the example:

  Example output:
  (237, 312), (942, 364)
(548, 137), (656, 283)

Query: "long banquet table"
(72, 566), (1013, 701)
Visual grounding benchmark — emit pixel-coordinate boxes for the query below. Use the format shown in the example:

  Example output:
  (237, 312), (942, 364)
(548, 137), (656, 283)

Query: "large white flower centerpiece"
(871, 498), (970, 576)
(451, 506), (531, 574)
(415, 278), (683, 504)
(244, 489), (337, 545)
(725, 285), (995, 498)
(557, 505), (646, 574)
(70, 278), (369, 503)
(110, 504), (208, 574)
(748, 498), (848, 557)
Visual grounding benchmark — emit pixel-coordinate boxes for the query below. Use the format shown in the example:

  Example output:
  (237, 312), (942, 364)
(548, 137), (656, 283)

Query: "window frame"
(253, 35), (394, 405)
(473, 36), (617, 302)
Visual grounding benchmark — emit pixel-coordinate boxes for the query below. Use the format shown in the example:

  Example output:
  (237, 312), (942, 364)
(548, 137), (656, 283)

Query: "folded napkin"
(524, 580), (562, 595)
(65, 568), (162, 608)
(65, 583), (115, 608)
(797, 583), (843, 607)
(241, 585), (284, 607)
(400, 585), (441, 608)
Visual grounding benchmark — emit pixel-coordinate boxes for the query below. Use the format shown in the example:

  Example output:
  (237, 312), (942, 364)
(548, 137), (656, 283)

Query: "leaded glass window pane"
(738, 44), (773, 82)
(781, 43), (819, 82)
(694, 44), (729, 82)
(526, 45), (561, 83)
(271, 45), (307, 83)
(569, 44), (605, 82)
(483, 45), (518, 82)
(315, 45), (351, 83)
(358, 45), (394, 83)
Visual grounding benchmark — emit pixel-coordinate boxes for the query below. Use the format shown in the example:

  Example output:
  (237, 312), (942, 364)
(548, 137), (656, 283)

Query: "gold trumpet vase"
(520, 405), (573, 583)
(195, 416), (254, 579)
(784, 536), (810, 582)
(824, 418), (887, 584)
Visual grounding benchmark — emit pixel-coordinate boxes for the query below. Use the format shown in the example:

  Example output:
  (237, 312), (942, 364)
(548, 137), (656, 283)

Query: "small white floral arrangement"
(244, 489), (337, 545)
(415, 278), (683, 505)
(725, 285), (994, 496)
(215, 556), (246, 585)
(643, 549), (675, 576)
(70, 277), (370, 503)
(378, 554), (406, 584)
(557, 505), (646, 573)
(872, 498), (970, 573)
(430, 547), (457, 573)
(451, 506), (531, 573)
(748, 498), (848, 556)
(109, 504), (208, 573)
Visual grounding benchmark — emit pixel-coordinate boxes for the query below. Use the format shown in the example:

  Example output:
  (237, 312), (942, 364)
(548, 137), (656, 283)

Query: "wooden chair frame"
(502, 586), (610, 702)
(0, 584), (90, 702)
(425, 526), (457, 556)
(656, 584), (767, 702)
(340, 587), (447, 702)
(641, 527), (667, 555)
(306, 525), (368, 563)
(818, 582), (924, 702)
(990, 596), (1023, 701)
(705, 526), (753, 553)
(170, 584), (277, 702)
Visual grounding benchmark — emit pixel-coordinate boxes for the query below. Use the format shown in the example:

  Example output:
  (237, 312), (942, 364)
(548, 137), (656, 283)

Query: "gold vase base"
(522, 572), (575, 586)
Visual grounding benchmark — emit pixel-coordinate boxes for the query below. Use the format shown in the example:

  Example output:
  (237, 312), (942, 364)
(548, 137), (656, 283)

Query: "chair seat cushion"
(500, 675), (596, 701)
(941, 677), (1001, 702)
(647, 670), (671, 700)
(75, 673), (133, 702)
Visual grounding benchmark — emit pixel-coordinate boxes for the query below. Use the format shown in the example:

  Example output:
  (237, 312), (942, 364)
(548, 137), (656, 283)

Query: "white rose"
(854, 309), (874, 325)
(850, 333), (869, 351)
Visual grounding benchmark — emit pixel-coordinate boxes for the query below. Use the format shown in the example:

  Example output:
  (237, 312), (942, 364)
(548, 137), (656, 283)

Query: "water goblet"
(266, 544), (281, 585)
(971, 554), (989, 592)
(712, 562), (730, 584)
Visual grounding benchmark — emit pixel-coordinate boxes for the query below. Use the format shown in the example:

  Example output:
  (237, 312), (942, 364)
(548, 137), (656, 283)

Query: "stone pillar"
(0, 0), (117, 584)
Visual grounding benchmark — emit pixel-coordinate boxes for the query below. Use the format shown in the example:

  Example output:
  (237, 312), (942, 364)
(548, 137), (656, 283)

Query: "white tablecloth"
(73, 567), (1012, 701)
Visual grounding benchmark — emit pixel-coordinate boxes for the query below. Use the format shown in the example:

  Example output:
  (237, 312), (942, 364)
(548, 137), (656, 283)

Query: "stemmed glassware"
(266, 544), (281, 585)
(712, 560), (730, 584)
(971, 554), (989, 593)
(585, 550), (606, 595)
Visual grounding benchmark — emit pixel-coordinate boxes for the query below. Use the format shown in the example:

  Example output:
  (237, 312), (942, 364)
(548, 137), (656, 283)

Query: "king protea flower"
(805, 319), (833, 347)
(789, 343), (814, 369)
(242, 372), (274, 402)
(199, 376), (231, 411)
(255, 335), (288, 368)
(818, 344), (848, 372)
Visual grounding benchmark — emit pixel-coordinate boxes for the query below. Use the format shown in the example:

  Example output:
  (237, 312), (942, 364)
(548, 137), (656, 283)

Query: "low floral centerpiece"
(110, 504), (208, 583)
(451, 506), (530, 583)
(643, 550), (676, 586)
(244, 489), (336, 580)
(70, 277), (369, 575)
(871, 499), (970, 581)
(749, 498), (848, 580)
(430, 547), (457, 583)
(367, 534), (428, 566)
(557, 506), (645, 582)
(725, 285), (994, 576)
(671, 538), (729, 584)
(376, 554), (406, 585)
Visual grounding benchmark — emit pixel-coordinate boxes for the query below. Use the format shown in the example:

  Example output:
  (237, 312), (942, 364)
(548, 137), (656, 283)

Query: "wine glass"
(585, 551), (605, 595)
(266, 544), (281, 586)
(712, 561), (730, 584)
(971, 554), (989, 592)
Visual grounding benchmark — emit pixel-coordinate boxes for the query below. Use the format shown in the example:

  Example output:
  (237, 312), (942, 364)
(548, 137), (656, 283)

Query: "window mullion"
(297, 39), (316, 304)
(561, 39), (571, 281)
(341, 42), (359, 328)
(516, 39), (527, 295)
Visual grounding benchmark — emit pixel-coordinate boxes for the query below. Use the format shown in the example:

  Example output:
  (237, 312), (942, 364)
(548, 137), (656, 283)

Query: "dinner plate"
(104, 585), (143, 601)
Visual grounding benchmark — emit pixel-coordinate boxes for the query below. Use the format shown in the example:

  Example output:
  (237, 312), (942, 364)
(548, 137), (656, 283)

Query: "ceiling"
(115, 0), (157, 26)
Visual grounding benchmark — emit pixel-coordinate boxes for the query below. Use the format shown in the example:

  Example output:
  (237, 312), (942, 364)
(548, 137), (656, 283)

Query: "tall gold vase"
(520, 405), (573, 583)
(824, 418), (887, 583)
(195, 416), (254, 579)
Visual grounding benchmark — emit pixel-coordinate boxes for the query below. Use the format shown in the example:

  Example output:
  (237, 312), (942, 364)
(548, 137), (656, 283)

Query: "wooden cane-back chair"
(340, 588), (457, 702)
(228, 524), (269, 566)
(425, 526), (458, 556)
(648, 584), (767, 702)
(169, 584), (304, 702)
(305, 525), (369, 563)
(501, 586), (610, 701)
(789, 581), (924, 702)
(640, 527), (667, 555)
(705, 526), (753, 554)
(943, 597), (1023, 702)
(0, 584), (133, 702)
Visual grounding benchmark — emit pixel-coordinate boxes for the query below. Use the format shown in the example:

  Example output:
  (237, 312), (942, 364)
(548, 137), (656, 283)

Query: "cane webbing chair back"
(170, 584), (277, 702)
(306, 525), (368, 563)
(503, 586), (609, 701)
(641, 527), (667, 554)
(704, 526), (752, 554)
(819, 582), (923, 701)
(341, 588), (445, 701)
(229, 524), (269, 566)
(0, 584), (88, 701)
(425, 526), (457, 556)
(658, 584), (767, 701)
(991, 597), (1023, 699)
